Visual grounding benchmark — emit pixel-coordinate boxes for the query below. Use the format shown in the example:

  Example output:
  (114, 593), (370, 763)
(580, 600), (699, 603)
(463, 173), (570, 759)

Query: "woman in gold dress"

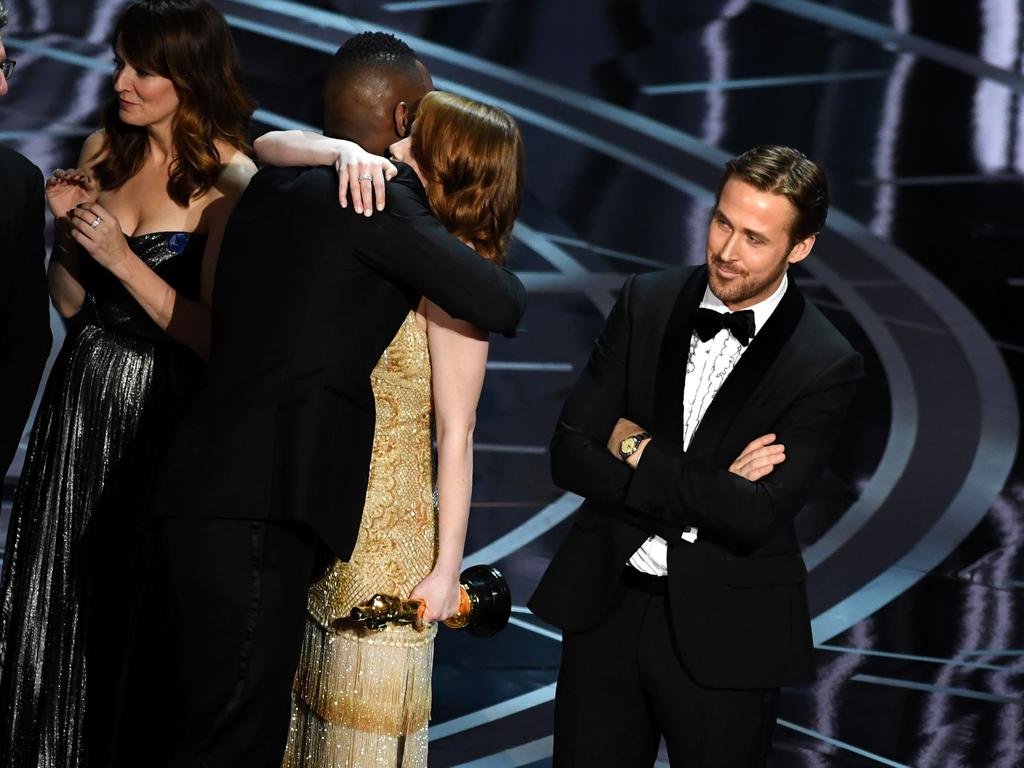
(256, 91), (523, 767)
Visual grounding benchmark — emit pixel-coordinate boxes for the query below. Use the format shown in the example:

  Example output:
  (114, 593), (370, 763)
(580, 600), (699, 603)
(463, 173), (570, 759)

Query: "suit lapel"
(687, 278), (806, 457)
(652, 267), (708, 448)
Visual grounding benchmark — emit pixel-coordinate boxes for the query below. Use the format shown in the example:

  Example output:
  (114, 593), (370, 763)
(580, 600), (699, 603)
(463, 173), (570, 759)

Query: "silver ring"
(90, 215), (102, 229)
(357, 174), (372, 182)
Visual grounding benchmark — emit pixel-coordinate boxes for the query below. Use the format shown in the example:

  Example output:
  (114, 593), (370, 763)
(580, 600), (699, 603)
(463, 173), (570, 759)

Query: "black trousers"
(115, 517), (323, 768)
(553, 571), (778, 768)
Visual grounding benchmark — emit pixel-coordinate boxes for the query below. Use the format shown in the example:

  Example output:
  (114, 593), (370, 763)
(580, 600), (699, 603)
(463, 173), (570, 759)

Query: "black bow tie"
(693, 307), (756, 346)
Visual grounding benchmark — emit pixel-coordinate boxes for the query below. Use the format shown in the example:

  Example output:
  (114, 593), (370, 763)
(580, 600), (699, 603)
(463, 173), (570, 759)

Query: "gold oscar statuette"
(349, 564), (511, 637)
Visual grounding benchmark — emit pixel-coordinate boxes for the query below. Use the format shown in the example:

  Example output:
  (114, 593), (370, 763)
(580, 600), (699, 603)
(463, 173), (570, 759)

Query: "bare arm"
(410, 300), (489, 623)
(67, 152), (256, 359)
(253, 130), (396, 214)
(47, 130), (104, 317)
(253, 130), (346, 167)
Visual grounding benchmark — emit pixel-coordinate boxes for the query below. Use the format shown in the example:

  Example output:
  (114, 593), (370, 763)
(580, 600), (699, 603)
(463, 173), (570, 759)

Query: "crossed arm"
(550, 276), (863, 553)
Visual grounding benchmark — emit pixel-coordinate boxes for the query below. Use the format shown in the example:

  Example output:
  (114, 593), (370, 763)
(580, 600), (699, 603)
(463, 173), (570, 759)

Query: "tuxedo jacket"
(153, 164), (525, 559)
(0, 145), (50, 476)
(529, 266), (862, 690)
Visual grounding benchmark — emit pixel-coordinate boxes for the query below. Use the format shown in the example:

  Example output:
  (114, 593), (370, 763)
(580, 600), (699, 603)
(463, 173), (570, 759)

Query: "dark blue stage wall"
(2, 1), (1023, 766)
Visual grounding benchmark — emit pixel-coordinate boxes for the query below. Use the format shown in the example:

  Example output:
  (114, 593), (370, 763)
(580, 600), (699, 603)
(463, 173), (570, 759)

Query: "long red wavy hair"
(410, 91), (523, 265)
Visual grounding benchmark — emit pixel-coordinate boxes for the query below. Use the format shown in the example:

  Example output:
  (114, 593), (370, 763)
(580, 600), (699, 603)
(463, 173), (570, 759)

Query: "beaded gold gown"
(283, 311), (438, 768)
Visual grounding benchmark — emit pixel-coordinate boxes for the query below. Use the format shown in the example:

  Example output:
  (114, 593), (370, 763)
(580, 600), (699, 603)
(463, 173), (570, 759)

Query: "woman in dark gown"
(0, 3), (257, 766)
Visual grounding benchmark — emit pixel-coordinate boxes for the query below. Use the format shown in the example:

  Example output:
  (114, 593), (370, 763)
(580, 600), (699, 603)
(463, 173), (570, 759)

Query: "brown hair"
(716, 144), (829, 245)
(92, 0), (255, 207)
(410, 91), (523, 264)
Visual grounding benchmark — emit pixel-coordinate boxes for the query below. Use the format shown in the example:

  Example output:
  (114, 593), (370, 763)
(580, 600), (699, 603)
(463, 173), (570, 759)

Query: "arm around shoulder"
(355, 174), (526, 337)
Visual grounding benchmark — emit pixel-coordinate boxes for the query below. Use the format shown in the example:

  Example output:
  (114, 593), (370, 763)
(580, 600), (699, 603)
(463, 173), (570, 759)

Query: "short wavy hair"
(717, 144), (829, 245)
(411, 91), (523, 264)
(92, 0), (255, 206)
(0, 3), (8, 31)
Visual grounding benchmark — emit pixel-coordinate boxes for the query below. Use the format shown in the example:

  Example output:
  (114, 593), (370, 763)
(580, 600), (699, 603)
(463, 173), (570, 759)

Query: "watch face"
(621, 437), (638, 454)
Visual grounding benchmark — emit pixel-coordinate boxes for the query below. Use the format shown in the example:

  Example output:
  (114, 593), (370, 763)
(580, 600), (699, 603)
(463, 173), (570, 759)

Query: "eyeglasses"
(1, 59), (16, 81)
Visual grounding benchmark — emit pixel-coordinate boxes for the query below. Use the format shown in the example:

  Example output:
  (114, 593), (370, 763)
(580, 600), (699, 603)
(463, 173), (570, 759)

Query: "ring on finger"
(90, 215), (102, 229)
(357, 174), (373, 182)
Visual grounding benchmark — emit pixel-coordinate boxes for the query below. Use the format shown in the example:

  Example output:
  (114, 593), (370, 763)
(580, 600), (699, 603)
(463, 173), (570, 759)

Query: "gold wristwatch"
(618, 431), (651, 461)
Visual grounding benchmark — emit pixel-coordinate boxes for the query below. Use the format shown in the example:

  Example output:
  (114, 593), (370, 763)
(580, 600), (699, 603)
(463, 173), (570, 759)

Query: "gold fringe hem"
(283, 614), (436, 767)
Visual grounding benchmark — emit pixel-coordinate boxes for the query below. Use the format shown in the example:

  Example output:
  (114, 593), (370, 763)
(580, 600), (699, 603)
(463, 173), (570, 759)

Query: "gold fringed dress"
(283, 312), (438, 768)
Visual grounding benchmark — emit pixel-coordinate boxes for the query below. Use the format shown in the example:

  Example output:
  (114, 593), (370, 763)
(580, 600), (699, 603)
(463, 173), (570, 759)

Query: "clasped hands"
(46, 168), (134, 274)
(606, 417), (786, 481)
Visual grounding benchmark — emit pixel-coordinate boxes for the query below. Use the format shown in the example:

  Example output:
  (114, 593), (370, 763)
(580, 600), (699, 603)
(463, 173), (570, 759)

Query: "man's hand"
(729, 433), (786, 481)
(608, 417), (651, 468)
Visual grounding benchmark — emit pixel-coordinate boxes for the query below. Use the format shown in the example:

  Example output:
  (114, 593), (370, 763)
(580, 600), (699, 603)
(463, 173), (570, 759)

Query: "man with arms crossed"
(530, 145), (863, 766)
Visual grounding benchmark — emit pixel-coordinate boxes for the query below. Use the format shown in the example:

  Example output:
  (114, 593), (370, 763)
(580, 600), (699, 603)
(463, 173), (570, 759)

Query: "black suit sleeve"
(0, 162), (51, 474)
(353, 171), (526, 336)
(624, 351), (863, 552)
(549, 276), (636, 505)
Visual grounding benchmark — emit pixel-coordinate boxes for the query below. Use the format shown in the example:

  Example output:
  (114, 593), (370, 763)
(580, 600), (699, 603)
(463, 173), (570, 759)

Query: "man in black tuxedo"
(0, 6), (51, 477)
(123, 34), (526, 767)
(530, 145), (863, 766)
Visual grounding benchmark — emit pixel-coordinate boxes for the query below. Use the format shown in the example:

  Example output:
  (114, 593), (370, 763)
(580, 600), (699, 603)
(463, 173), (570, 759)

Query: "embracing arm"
(254, 130), (345, 167)
(254, 130), (396, 214)
(624, 352), (863, 552)
(68, 152), (256, 359)
(354, 173), (526, 336)
(410, 302), (489, 622)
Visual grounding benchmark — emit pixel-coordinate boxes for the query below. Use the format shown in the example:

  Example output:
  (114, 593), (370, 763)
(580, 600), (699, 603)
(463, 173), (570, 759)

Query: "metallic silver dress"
(0, 231), (205, 768)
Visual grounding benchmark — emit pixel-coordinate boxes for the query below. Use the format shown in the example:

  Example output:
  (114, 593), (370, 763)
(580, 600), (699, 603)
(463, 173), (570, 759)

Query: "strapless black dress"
(0, 232), (205, 768)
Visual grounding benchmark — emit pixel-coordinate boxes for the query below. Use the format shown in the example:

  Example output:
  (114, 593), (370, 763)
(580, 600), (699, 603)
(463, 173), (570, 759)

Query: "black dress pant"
(553, 571), (778, 768)
(115, 517), (323, 768)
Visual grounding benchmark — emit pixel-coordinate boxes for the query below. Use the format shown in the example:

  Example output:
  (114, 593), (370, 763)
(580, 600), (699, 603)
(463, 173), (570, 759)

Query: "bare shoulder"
(215, 144), (258, 197)
(79, 129), (107, 169)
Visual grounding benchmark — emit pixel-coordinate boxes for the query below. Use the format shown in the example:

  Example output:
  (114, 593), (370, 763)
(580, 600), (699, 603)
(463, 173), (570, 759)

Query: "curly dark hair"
(91, 0), (255, 207)
(324, 31), (420, 97)
(332, 31), (416, 68)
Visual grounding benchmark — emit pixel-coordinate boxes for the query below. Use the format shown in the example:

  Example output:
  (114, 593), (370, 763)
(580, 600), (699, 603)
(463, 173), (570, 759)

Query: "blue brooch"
(167, 232), (188, 255)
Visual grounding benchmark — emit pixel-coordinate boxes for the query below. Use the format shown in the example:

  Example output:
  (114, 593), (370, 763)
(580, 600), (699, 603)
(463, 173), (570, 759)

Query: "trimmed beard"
(707, 253), (790, 307)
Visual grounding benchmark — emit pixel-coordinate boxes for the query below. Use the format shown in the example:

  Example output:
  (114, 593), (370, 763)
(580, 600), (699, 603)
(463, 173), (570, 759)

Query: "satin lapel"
(652, 267), (709, 449)
(687, 280), (806, 457)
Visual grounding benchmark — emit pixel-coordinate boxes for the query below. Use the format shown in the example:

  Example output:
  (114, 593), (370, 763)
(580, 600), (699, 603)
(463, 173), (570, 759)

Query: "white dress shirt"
(627, 274), (789, 576)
